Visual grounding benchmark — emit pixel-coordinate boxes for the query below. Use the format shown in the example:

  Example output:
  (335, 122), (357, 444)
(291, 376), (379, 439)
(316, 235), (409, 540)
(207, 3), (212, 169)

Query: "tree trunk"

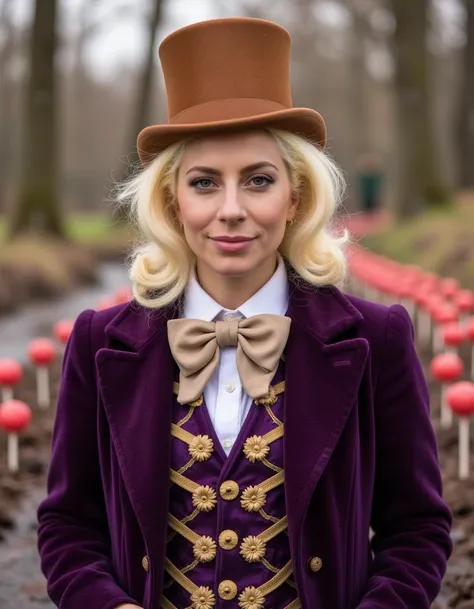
(391, 0), (447, 219)
(458, 0), (474, 188)
(122, 0), (165, 173)
(0, 0), (15, 213)
(9, 0), (64, 237)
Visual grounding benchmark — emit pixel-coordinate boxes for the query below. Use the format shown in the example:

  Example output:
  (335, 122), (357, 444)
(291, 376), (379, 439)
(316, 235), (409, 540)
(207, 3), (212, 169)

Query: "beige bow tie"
(167, 314), (291, 405)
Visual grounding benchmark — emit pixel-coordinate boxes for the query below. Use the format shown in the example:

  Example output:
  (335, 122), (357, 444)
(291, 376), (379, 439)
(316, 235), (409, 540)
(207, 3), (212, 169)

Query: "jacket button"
(142, 556), (149, 572)
(219, 480), (239, 500)
(218, 580), (238, 600)
(308, 556), (322, 572)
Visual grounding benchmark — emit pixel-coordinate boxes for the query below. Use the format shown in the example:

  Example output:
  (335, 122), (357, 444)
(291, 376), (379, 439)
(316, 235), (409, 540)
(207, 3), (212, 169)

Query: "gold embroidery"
(190, 586), (215, 609)
(243, 435), (270, 462)
(240, 535), (266, 562)
(192, 485), (217, 512)
(189, 395), (204, 408)
(238, 586), (265, 609)
(182, 557), (199, 574)
(189, 435), (214, 462)
(241, 486), (266, 512)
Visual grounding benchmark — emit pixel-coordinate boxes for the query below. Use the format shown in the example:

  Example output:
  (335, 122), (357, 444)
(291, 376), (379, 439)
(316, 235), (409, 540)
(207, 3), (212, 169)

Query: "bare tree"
(9, 0), (64, 237)
(458, 0), (474, 188)
(122, 0), (166, 172)
(390, 0), (447, 218)
(0, 0), (16, 212)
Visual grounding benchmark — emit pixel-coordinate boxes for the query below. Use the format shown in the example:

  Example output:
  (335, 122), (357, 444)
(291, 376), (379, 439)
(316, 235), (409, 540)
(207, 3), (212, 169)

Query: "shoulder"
(72, 302), (131, 346)
(344, 292), (413, 341)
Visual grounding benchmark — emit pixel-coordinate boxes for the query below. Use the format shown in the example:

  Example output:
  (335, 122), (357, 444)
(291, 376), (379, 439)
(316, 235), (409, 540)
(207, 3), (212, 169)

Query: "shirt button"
(225, 383), (235, 393)
(222, 438), (234, 449)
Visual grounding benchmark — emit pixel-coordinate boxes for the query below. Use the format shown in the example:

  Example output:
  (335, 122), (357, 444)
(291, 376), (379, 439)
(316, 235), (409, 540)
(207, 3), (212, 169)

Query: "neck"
(195, 256), (279, 310)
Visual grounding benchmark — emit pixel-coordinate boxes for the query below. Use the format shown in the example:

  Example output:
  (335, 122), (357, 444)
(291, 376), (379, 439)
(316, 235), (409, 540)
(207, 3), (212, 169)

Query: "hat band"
(169, 98), (288, 125)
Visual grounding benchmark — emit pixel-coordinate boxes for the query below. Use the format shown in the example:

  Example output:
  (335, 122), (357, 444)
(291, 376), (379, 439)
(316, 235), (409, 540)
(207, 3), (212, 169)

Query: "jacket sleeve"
(37, 309), (141, 609)
(357, 304), (452, 609)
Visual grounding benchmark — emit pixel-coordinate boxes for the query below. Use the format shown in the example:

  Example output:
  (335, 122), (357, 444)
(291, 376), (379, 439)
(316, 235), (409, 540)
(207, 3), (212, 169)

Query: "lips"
(211, 237), (255, 243)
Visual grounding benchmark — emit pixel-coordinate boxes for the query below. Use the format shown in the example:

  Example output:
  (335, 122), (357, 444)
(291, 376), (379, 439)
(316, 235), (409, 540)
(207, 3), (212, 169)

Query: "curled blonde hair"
(115, 129), (349, 309)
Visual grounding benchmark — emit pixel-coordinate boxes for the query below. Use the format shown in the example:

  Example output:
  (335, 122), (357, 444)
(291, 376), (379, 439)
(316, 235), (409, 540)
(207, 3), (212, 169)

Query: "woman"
(37, 17), (452, 609)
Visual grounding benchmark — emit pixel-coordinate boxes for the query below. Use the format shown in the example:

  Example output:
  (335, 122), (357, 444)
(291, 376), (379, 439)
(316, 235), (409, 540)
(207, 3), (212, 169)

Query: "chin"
(209, 257), (255, 278)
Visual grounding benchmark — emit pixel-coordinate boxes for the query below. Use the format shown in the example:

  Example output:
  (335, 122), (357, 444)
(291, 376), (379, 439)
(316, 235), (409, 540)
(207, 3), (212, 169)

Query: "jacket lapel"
(284, 283), (369, 536)
(95, 300), (181, 551)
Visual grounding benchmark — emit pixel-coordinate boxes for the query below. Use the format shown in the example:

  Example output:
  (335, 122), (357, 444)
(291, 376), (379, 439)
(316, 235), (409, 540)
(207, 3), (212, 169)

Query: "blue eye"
(249, 175), (274, 188)
(190, 178), (215, 190)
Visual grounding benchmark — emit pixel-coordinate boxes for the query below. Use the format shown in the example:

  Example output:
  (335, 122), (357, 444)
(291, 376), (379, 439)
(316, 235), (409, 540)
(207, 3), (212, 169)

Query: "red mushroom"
(467, 317), (474, 380)
(440, 277), (460, 300)
(53, 320), (75, 346)
(28, 338), (57, 409)
(0, 358), (23, 402)
(446, 382), (474, 479)
(441, 322), (466, 356)
(430, 352), (464, 428)
(0, 400), (32, 472)
(455, 290), (474, 323)
(432, 304), (459, 354)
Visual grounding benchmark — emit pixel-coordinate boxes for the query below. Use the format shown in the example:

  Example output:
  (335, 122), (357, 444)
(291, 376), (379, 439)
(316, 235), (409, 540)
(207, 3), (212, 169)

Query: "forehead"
(179, 130), (284, 169)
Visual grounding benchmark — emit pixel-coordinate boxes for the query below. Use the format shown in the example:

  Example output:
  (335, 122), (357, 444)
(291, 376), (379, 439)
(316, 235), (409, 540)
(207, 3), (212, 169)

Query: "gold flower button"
(240, 535), (266, 562)
(308, 556), (323, 572)
(192, 485), (217, 512)
(254, 386), (277, 406)
(240, 485), (266, 512)
(188, 395), (204, 408)
(189, 435), (214, 462)
(193, 535), (217, 563)
(218, 529), (238, 550)
(219, 480), (239, 500)
(190, 585), (216, 609)
(141, 555), (149, 572)
(243, 435), (270, 463)
(218, 580), (237, 600)
(238, 586), (265, 609)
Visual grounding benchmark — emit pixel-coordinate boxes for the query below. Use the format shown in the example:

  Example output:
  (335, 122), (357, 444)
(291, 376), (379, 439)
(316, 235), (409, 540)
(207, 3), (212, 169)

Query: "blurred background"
(0, 1), (473, 607)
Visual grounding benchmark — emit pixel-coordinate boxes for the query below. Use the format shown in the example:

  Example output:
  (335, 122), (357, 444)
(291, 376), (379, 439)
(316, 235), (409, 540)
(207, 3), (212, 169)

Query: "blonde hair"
(115, 129), (349, 309)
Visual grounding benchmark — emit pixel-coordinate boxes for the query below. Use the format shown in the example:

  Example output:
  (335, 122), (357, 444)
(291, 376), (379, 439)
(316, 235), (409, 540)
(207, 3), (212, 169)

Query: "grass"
(362, 203), (474, 289)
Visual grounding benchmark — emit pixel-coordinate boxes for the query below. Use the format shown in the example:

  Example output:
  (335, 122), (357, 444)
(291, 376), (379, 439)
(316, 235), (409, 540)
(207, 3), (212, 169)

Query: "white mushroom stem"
(471, 344), (474, 380)
(37, 366), (50, 409)
(417, 310), (431, 347)
(8, 433), (19, 473)
(1, 386), (13, 402)
(441, 384), (453, 429)
(432, 327), (443, 354)
(459, 418), (470, 480)
(402, 298), (415, 321)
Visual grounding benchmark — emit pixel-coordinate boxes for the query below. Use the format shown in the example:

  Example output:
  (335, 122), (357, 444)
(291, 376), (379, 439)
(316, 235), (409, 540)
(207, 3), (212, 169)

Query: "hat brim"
(137, 107), (326, 165)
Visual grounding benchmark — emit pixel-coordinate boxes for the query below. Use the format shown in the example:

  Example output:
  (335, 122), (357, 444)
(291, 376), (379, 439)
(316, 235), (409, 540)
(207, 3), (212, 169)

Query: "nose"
(216, 185), (246, 223)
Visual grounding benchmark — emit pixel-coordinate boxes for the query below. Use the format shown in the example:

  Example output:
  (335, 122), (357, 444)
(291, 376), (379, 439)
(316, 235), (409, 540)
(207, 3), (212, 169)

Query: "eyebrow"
(185, 162), (279, 176)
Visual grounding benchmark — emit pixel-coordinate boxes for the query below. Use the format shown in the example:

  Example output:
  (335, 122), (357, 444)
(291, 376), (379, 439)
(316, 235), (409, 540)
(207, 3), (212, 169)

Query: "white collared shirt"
(183, 255), (289, 455)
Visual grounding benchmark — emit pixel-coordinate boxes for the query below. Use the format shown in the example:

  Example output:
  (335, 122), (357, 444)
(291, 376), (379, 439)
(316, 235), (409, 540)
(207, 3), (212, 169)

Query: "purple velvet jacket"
(37, 282), (452, 609)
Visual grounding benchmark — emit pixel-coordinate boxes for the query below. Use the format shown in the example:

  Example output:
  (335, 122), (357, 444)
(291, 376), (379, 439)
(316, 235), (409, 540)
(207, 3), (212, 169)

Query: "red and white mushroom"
(446, 382), (474, 479)
(28, 338), (57, 409)
(455, 290), (474, 325)
(467, 317), (474, 380)
(0, 400), (32, 472)
(430, 352), (464, 428)
(0, 358), (23, 402)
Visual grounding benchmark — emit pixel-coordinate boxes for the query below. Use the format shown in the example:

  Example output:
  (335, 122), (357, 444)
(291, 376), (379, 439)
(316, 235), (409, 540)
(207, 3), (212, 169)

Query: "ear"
(287, 193), (299, 221)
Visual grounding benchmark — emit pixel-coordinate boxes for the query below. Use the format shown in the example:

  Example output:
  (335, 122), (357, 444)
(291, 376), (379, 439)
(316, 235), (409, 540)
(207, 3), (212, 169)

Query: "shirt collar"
(183, 254), (289, 322)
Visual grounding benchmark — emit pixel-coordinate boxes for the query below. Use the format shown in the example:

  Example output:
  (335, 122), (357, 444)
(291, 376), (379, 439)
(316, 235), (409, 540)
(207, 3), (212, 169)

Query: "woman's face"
(175, 130), (297, 281)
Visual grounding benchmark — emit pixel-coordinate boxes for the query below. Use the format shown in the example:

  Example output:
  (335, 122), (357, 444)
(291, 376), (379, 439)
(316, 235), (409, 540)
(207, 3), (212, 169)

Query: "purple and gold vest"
(161, 362), (300, 609)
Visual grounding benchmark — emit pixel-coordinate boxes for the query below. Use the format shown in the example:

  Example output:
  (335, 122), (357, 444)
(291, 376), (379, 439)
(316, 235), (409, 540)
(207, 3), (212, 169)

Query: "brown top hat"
(137, 17), (327, 164)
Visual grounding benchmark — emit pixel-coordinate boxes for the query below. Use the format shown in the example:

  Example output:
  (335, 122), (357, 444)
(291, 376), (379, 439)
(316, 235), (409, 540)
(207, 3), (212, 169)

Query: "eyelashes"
(189, 175), (275, 191)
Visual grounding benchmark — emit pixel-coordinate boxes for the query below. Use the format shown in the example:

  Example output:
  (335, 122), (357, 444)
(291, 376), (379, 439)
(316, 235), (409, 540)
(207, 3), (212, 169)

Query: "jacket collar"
(104, 277), (364, 352)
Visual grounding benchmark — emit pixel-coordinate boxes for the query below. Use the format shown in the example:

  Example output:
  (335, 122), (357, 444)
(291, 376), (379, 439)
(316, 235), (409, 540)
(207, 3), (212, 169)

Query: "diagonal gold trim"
(170, 468), (200, 493)
(176, 406), (196, 427)
(265, 404), (283, 426)
(168, 513), (202, 545)
(284, 598), (301, 609)
(259, 516), (288, 543)
(262, 458), (282, 474)
(171, 423), (195, 444)
(259, 559), (293, 596)
(165, 558), (198, 595)
(259, 470), (285, 494)
(161, 595), (178, 609)
(262, 425), (284, 444)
